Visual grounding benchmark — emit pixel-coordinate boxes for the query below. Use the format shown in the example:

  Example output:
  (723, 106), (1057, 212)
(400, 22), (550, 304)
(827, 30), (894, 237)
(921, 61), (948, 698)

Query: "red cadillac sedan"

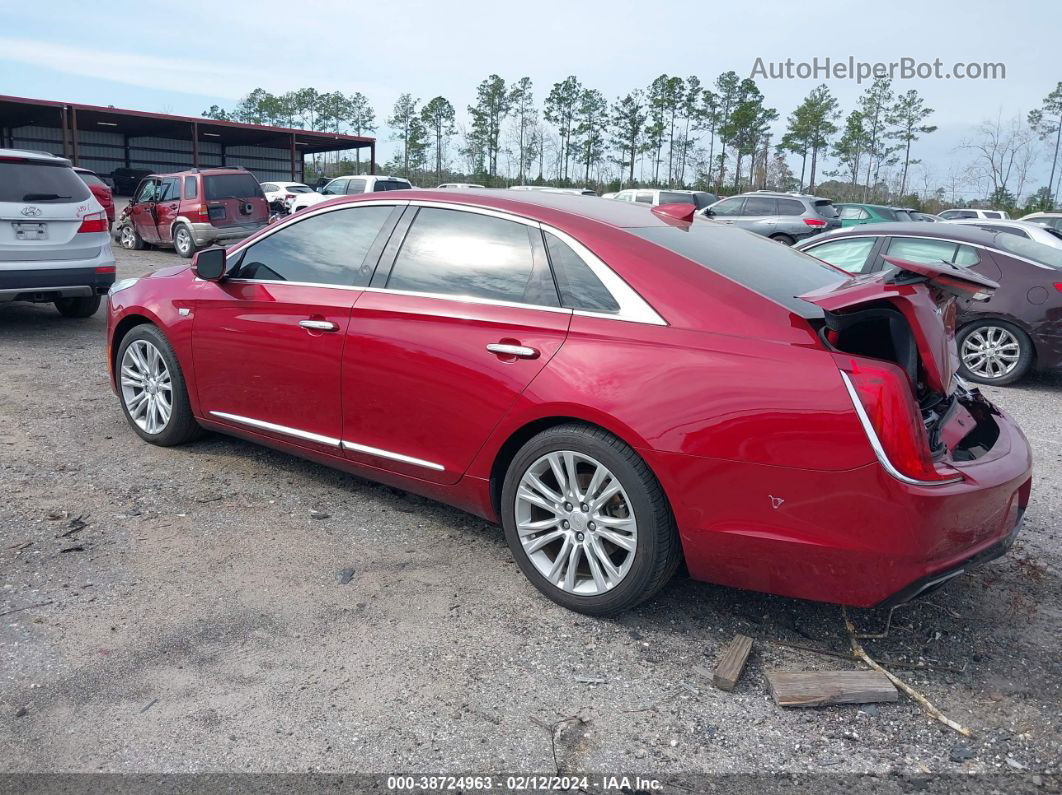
(106, 190), (1032, 615)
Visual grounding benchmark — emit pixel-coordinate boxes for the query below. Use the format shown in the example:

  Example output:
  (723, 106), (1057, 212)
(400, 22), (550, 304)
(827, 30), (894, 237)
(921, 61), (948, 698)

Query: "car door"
(340, 205), (571, 484)
(153, 177), (181, 243)
(191, 202), (403, 455)
(733, 195), (777, 233)
(131, 178), (161, 244)
(705, 196), (746, 224)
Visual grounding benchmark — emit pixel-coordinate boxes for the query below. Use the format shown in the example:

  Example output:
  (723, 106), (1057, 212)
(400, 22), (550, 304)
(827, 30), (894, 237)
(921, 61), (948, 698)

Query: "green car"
(836, 203), (914, 227)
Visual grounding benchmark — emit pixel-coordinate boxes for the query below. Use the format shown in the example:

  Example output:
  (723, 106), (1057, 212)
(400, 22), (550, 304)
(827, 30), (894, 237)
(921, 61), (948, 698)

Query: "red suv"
(114, 167), (268, 257)
(73, 167), (115, 227)
(106, 191), (1032, 615)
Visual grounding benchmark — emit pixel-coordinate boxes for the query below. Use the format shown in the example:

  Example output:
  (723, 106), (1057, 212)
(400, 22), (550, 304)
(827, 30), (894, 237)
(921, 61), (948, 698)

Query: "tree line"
(203, 77), (1062, 213)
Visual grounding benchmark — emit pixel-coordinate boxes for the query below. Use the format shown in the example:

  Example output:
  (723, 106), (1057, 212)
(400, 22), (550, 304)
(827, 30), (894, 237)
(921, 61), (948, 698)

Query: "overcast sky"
(1, 0), (1058, 192)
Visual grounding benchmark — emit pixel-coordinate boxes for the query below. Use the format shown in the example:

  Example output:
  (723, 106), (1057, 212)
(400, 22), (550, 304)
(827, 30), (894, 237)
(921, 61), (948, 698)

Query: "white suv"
(938, 208), (1011, 220)
(0, 149), (115, 317)
(291, 175), (412, 213)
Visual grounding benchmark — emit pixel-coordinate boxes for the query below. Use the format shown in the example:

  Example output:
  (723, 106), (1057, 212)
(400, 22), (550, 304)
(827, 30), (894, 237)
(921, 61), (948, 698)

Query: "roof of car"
(739, 190), (824, 200)
(312, 188), (675, 229)
(1022, 212), (1062, 218)
(0, 147), (72, 165)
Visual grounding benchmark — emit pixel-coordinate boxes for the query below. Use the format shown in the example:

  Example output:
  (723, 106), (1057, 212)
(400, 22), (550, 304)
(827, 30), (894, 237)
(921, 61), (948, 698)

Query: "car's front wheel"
(957, 320), (1034, 386)
(118, 223), (145, 250)
(173, 225), (197, 258)
(54, 295), (101, 318)
(116, 325), (201, 446)
(501, 424), (681, 616)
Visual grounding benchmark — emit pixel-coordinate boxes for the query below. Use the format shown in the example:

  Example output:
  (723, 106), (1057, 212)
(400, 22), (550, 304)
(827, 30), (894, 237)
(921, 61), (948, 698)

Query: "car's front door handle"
(299, 319), (338, 332)
(486, 343), (539, 359)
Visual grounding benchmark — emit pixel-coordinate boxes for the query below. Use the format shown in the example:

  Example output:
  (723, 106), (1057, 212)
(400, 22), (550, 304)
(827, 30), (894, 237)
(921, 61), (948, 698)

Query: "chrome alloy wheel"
(514, 451), (638, 596)
(961, 326), (1021, 380)
(120, 340), (173, 434)
(174, 226), (193, 255)
(119, 225), (137, 249)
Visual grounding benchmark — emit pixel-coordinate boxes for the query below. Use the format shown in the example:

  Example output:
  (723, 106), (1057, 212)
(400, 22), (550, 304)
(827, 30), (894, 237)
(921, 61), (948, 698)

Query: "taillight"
(1054, 283), (1062, 293)
(837, 356), (962, 486)
(95, 265), (115, 274)
(285, 193), (295, 200)
(803, 218), (827, 228)
(77, 211), (108, 233)
(198, 204), (210, 220)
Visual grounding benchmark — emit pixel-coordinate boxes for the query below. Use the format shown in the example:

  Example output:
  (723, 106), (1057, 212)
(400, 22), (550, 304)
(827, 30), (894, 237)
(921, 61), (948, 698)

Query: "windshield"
(630, 219), (843, 318)
(203, 173), (264, 200)
(994, 233), (1062, 269)
(0, 160), (92, 203)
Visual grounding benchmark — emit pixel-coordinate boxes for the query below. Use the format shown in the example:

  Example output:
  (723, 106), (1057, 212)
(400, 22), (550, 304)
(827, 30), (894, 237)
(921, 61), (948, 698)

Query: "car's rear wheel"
(54, 295), (101, 318)
(173, 225), (197, 258)
(770, 233), (796, 246)
(501, 424), (681, 616)
(116, 325), (201, 446)
(957, 320), (1034, 386)
(118, 223), (145, 250)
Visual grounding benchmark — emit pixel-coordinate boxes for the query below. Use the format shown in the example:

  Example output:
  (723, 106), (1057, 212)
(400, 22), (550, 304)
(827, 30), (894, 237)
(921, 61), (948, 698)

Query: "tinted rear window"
(994, 234), (1062, 269)
(814, 200), (838, 218)
(630, 220), (843, 318)
(658, 191), (695, 205)
(0, 160), (91, 203)
(76, 171), (107, 188)
(203, 173), (264, 201)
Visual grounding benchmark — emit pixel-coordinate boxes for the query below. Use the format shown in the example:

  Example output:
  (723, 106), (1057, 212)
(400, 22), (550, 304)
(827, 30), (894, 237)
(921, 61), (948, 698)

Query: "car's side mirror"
(703, 208), (715, 217)
(193, 247), (227, 281)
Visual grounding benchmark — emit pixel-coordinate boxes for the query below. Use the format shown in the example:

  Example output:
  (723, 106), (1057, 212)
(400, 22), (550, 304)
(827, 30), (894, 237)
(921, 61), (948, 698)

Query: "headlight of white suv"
(109, 278), (139, 296)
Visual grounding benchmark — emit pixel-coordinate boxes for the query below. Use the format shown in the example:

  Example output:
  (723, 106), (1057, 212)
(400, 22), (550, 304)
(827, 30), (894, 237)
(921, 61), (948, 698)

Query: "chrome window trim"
(802, 233), (1056, 272)
(208, 411), (341, 447)
(221, 197), (666, 326)
(838, 371), (962, 487)
(340, 440), (445, 471)
(223, 278), (365, 292)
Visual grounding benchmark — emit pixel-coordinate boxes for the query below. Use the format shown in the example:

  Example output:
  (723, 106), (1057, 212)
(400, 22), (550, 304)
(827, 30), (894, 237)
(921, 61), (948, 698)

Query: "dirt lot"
(1, 243), (1059, 782)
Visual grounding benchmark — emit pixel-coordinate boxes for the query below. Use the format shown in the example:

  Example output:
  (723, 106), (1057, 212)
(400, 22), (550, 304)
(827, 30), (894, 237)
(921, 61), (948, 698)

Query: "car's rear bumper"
(0, 250), (116, 302)
(188, 221), (267, 247)
(653, 406), (1032, 606)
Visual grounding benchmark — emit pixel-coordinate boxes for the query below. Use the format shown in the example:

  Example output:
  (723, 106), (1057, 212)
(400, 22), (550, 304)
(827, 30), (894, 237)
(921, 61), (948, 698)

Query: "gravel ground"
(0, 243), (1059, 783)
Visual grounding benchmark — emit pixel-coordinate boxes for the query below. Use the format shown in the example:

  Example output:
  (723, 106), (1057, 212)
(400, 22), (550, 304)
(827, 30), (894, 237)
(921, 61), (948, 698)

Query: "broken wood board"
(766, 670), (898, 707)
(713, 633), (753, 691)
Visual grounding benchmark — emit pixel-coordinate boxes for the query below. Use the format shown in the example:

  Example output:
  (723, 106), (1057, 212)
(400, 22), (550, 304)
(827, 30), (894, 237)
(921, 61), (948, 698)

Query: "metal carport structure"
(0, 94), (375, 185)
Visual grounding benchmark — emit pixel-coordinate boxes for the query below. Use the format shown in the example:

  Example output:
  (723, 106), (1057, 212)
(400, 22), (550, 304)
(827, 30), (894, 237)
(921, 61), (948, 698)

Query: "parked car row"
(104, 188), (1032, 616)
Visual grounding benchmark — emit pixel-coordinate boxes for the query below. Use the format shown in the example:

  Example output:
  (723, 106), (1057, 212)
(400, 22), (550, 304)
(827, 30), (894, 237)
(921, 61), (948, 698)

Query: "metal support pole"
(370, 142), (376, 175)
(192, 122), (199, 169)
(290, 133), (296, 181)
(60, 107), (69, 158)
(70, 107), (79, 166)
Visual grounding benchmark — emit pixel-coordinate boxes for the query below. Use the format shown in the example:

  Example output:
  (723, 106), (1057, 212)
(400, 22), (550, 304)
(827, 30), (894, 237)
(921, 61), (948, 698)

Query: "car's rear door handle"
(299, 319), (338, 332)
(486, 343), (539, 359)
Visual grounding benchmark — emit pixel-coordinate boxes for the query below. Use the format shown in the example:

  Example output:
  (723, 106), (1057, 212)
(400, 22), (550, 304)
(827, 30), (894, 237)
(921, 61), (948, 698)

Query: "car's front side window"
(805, 237), (877, 273)
(709, 197), (745, 216)
(231, 205), (396, 286)
(321, 179), (348, 196)
(134, 180), (159, 203)
(386, 208), (550, 305)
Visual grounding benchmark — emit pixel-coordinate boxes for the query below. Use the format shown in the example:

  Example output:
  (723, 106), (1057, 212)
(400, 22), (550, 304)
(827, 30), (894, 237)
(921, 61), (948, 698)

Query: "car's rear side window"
(203, 173), (263, 200)
(184, 176), (198, 199)
(387, 208), (544, 304)
(886, 237), (980, 267)
(544, 232), (619, 313)
(776, 198), (805, 216)
(743, 196), (777, 215)
(77, 171), (107, 188)
(232, 205), (396, 286)
(0, 160), (91, 203)
(630, 220), (843, 318)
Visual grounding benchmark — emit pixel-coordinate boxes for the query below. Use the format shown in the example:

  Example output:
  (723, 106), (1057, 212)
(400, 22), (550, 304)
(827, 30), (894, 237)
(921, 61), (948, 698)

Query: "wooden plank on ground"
(766, 670), (898, 707)
(713, 633), (753, 691)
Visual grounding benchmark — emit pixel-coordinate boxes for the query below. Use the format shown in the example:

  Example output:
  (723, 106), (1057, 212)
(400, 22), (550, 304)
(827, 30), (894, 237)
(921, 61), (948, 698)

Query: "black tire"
(770, 233), (796, 246)
(500, 423), (681, 616)
(54, 294), (101, 318)
(173, 224), (197, 258)
(117, 223), (145, 250)
(957, 320), (1034, 386)
(116, 324), (202, 446)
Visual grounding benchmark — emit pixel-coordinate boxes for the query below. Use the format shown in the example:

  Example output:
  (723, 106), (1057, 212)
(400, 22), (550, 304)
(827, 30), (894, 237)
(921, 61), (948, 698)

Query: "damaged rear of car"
(798, 255), (1032, 604)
